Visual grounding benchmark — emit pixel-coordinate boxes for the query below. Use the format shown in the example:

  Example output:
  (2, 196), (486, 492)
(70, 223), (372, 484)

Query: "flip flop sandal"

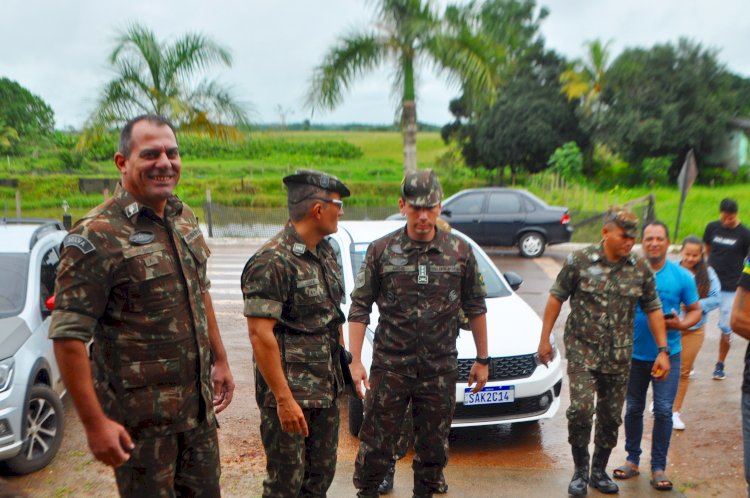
(650, 471), (673, 491)
(613, 463), (640, 480)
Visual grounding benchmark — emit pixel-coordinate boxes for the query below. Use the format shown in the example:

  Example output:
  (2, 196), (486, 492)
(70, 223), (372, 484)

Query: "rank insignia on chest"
(129, 231), (155, 245)
(417, 264), (428, 285)
(292, 243), (306, 256)
(125, 202), (139, 218)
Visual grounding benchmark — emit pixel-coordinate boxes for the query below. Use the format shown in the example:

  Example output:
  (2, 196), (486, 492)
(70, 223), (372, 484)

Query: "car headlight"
(0, 358), (14, 392)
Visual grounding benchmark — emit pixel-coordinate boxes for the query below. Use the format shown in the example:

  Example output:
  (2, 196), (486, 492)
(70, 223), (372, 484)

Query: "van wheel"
(5, 385), (65, 474)
(348, 396), (364, 437)
(518, 232), (545, 258)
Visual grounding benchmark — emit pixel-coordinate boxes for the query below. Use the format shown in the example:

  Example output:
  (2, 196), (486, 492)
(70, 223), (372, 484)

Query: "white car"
(0, 221), (66, 474)
(327, 220), (563, 436)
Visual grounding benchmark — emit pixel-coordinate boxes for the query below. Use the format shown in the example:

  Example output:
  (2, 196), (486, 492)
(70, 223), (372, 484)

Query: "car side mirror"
(441, 209), (452, 217)
(45, 295), (55, 312)
(503, 271), (523, 291)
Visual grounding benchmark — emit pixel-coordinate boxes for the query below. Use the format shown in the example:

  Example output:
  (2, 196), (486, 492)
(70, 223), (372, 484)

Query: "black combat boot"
(378, 459), (396, 494)
(568, 445), (590, 497)
(589, 446), (619, 494)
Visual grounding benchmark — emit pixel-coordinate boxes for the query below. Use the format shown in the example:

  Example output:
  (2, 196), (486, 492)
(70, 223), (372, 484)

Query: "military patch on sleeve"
(63, 234), (95, 255)
(355, 269), (366, 289)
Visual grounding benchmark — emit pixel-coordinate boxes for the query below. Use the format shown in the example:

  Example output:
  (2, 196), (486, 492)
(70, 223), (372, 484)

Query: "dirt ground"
(1, 245), (747, 497)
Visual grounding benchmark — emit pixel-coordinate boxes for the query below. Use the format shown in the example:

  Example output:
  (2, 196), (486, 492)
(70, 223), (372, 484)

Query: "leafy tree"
(305, 0), (496, 173)
(559, 39), (612, 119)
(601, 39), (739, 173)
(0, 119), (20, 153)
(548, 141), (584, 181)
(85, 23), (249, 137)
(463, 50), (588, 182)
(0, 77), (55, 139)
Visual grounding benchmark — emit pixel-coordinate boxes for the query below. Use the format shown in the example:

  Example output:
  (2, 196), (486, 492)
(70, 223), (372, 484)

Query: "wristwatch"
(475, 356), (491, 365)
(657, 346), (670, 355)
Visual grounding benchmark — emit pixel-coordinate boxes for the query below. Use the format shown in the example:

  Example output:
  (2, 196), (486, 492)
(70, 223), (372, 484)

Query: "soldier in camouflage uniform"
(537, 207), (670, 497)
(50, 115), (235, 497)
(242, 169), (350, 497)
(349, 170), (488, 498)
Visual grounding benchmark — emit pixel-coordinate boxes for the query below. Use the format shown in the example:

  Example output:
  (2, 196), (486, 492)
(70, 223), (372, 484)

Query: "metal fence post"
(206, 188), (214, 238)
(15, 189), (20, 220)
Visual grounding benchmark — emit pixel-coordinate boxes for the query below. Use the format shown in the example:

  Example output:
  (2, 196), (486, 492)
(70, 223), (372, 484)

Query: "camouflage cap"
(401, 169), (443, 208)
(283, 169), (350, 198)
(604, 207), (638, 238)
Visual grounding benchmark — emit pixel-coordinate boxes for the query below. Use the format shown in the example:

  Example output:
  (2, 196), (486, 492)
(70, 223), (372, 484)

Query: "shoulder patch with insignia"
(124, 202), (139, 218)
(63, 234), (95, 255)
(292, 243), (306, 256)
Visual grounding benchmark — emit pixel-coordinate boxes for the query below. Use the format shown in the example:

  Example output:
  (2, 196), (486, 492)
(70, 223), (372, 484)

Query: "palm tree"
(0, 120), (19, 151)
(84, 23), (249, 139)
(306, 0), (496, 173)
(559, 39), (612, 121)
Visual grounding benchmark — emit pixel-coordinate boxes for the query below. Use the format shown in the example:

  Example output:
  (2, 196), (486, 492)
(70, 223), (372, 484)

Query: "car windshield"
(349, 243), (510, 299)
(0, 253), (29, 318)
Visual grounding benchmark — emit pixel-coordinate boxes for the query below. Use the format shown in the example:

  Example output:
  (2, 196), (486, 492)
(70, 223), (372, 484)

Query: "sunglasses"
(310, 196), (344, 211)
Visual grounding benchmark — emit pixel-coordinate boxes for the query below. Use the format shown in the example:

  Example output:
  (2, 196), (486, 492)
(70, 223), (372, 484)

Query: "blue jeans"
(719, 290), (736, 335)
(742, 391), (750, 497)
(624, 354), (681, 471)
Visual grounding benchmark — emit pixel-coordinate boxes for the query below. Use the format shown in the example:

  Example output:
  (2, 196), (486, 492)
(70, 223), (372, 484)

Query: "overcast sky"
(1, 0), (748, 129)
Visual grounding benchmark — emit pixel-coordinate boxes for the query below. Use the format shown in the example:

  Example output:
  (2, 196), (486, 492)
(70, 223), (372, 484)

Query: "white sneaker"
(649, 401), (654, 415)
(673, 412), (685, 430)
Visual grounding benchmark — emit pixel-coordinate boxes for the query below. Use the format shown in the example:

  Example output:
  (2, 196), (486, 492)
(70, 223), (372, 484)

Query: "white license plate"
(463, 385), (515, 406)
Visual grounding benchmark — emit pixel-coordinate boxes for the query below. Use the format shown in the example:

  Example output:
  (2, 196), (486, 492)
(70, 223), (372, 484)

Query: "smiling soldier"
(50, 114), (235, 497)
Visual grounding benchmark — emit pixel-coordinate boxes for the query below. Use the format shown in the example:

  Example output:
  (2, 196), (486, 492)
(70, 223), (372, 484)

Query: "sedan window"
(446, 193), (484, 215)
(0, 253), (29, 318)
(487, 193), (522, 214)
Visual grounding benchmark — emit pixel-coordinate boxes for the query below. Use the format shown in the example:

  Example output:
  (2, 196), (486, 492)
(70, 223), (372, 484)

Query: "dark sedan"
(439, 188), (572, 257)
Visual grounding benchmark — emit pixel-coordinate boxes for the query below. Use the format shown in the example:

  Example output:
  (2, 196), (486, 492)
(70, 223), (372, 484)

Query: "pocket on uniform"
(125, 246), (179, 316)
(118, 357), (184, 428)
(284, 338), (332, 402)
(119, 358), (181, 389)
(611, 336), (634, 365)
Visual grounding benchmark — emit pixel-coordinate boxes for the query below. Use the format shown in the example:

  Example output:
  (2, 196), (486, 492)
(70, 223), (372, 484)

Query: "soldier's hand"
(537, 339), (553, 367)
(468, 363), (489, 394)
(349, 359), (370, 400)
(84, 417), (134, 468)
(211, 360), (235, 414)
(651, 353), (671, 380)
(277, 397), (309, 437)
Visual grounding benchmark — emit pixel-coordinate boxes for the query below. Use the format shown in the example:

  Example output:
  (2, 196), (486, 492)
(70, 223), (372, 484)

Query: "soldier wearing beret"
(537, 207), (670, 496)
(50, 114), (235, 496)
(242, 169), (350, 497)
(349, 169), (488, 498)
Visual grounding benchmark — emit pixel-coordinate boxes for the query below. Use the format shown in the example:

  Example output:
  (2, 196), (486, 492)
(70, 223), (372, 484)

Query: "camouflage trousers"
(354, 368), (456, 497)
(114, 419), (220, 498)
(259, 401), (339, 498)
(566, 366), (629, 448)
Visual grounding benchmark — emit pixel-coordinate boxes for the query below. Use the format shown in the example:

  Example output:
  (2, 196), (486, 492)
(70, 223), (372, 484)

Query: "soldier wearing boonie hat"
(537, 204), (669, 497)
(400, 169), (442, 208)
(242, 168), (351, 496)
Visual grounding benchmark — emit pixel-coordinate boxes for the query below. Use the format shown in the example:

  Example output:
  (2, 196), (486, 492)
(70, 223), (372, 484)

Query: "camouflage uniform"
(350, 216), (487, 497)
(50, 183), (219, 497)
(242, 170), (349, 498)
(551, 243), (661, 449)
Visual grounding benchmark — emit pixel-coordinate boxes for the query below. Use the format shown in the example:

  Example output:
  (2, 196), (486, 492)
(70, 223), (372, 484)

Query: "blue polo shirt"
(633, 259), (699, 361)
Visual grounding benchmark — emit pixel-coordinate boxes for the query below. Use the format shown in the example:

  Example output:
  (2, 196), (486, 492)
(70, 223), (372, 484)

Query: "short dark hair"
(118, 114), (177, 158)
(287, 183), (328, 222)
(720, 198), (738, 214)
(642, 220), (670, 240)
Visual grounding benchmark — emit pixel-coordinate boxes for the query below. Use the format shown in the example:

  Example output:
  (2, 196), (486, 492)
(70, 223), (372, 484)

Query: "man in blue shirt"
(614, 221), (701, 491)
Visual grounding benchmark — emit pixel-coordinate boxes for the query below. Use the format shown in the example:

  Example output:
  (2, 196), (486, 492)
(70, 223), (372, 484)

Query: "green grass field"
(1, 130), (744, 243)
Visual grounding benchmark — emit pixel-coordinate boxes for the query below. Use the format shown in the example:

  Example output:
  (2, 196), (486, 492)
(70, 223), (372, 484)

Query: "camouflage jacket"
(50, 184), (215, 437)
(242, 222), (346, 409)
(349, 226), (487, 378)
(550, 243), (661, 375)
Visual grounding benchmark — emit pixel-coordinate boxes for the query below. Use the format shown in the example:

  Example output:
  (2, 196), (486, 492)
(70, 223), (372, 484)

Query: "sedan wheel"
(518, 232), (546, 258)
(5, 384), (65, 474)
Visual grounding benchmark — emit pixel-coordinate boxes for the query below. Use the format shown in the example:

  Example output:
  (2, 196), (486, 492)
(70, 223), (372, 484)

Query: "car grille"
(453, 391), (552, 420)
(456, 354), (537, 382)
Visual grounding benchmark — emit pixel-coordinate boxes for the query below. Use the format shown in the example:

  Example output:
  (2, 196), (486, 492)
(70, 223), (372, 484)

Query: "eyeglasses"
(310, 197), (344, 211)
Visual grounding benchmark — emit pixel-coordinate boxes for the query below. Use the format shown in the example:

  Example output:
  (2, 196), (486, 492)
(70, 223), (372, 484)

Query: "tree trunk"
(402, 99), (417, 173)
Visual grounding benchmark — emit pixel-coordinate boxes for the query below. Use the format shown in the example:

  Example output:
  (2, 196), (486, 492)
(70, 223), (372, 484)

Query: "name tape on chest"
(184, 227), (202, 243)
(63, 234), (95, 255)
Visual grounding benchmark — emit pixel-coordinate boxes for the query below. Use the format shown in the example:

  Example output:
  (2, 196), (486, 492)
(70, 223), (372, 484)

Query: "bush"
(641, 155), (674, 186)
(548, 142), (583, 181)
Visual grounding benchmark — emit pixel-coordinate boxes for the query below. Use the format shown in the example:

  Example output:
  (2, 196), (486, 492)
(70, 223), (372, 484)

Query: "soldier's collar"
(592, 242), (637, 266)
(398, 225), (445, 253)
(113, 183), (183, 221)
(283, 222), (318, 258)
